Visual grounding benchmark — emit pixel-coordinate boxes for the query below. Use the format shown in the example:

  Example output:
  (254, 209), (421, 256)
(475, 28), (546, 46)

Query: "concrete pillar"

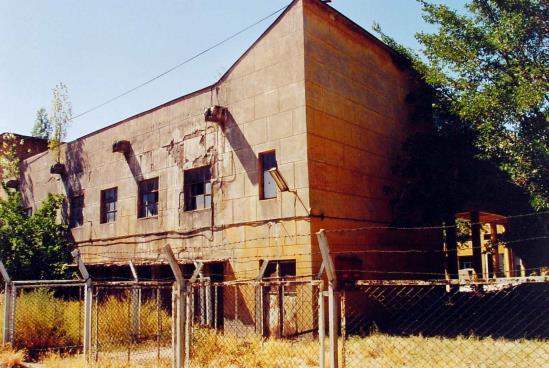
(470, 211), (483, 277)
(490, 223), (501, 278)
(444, 216), (458, 278)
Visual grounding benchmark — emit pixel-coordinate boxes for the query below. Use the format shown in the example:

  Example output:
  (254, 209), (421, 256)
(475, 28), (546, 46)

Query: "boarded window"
(259, 151), (277, 199)
(184, 166), (211, 211)
(100, 187), (118, 223)
(70, 195), (84, 228)
(138, 178), (158, 218)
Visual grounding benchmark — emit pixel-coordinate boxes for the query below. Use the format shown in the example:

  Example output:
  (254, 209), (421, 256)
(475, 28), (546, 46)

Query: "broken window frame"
(184, 166), (212, 212)
(259, 150), (277, 200)
(138, 178), (159, 218)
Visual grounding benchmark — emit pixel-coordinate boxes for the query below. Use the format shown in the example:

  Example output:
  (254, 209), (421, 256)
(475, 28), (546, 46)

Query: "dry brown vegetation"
(1, 333), (548, 368)
(0, 346), (26, 368)
(0, 291), (547, 367)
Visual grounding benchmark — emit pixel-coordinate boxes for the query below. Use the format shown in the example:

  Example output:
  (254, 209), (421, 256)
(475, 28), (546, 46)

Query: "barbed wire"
(322, 211), (548, 233)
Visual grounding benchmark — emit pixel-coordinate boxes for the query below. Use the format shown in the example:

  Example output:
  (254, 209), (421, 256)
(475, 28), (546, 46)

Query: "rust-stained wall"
(18, 0), (312, 280)
(15, 0), (442, 283)
(302, 0), (442, 278)
(0, 133), (49, 180)
(0, 133), (49, 198)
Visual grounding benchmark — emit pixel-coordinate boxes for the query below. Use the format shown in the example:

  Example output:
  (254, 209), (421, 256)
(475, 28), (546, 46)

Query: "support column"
(316, 229), (338, 368)
(164, 245), (186, 368)
(470, 211), (483, 278)
(490, 223), (501, 278)
(444, 216), (458, 279)
(71, 249), (92, 361)
(0, 260), (12, 347)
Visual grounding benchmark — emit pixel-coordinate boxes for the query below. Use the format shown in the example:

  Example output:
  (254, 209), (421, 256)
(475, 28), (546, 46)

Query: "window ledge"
(138, 216), (159, 220)
(182, 207), (212, 213)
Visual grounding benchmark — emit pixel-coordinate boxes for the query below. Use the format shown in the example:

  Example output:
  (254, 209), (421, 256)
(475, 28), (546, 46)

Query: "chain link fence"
(10, 281), (85, 358)
(89, 281), (173, 367)
(189, 279), (322, 368)
(341, 278), (549, 368)
(2, 274), (547, 367)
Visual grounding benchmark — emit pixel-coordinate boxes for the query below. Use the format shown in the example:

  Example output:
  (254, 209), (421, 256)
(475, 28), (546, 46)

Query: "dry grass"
(40, 353), (171, 368)
(344, 334), (549, 368)
(95, 294), (170, 348)
(13, 289), (81, 352)
(190, 329), (319, 368)
(2, 291), (547, 367)
(0, 346), (26, 368)
(2, 332), (547, 368)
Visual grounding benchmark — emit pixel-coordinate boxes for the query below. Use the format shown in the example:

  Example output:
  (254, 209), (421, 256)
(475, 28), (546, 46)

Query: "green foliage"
(31, 108), (52, 139)
(416, 0), (548, 209)
(376, 0), (548, 210)
(48, 83), (72, 162)
(0, 133), (24, 180)
(0, 186), (71, 280)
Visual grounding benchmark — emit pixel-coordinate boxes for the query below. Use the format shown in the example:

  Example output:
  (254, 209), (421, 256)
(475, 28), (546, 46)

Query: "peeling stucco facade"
(16, 0), (443, 281)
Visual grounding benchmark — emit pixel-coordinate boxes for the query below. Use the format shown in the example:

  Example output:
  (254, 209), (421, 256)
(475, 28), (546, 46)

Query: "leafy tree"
(377, 0), (548, 210)
(420, 0), (548, 209)
(31, 107), (52, 139)
(0, 133), (23, 180)
(48, 83), (73, 162)
(0, 185), (72, 280)
(374, 0), (547, 266)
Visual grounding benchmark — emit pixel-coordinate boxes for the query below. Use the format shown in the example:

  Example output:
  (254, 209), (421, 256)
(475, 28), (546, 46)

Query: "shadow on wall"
(123, 144), (144, 184)
(63, 139), (87, 197)
(222, 111), (258, 186)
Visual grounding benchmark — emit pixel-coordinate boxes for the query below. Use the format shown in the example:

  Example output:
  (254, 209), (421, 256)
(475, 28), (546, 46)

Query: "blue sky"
(0, 0), (466, 140)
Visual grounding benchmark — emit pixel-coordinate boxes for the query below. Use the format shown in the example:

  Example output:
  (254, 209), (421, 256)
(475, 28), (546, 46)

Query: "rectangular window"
(138, 178), (159, 218)
(262, 259), (297, 293)
(70, 195), (84, 228)
(100, 187), (118, 223)
(459, 256), (473, 270)
(184, 166), (211, 211)
(259, 151), (277, 199)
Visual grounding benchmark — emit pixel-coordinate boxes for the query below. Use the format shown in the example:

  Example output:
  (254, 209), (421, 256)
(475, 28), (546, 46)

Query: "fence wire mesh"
(12, 283), (84, 358)
(189, 279), (321, 368)
(90, 282), (173, 367)
(341, 279), (549, 368)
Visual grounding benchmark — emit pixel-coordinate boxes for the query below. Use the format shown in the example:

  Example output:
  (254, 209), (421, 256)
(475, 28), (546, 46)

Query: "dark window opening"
(184, 167), (211, 211)
(138, 178), (159, 218)
(259, 151), (277, 200)
(70, 195), (84, 228)
(262, 259), (296, 293)
(459, 256), (473, 270)
(100, 187), (118, 223)
(335, 254), (363, 283)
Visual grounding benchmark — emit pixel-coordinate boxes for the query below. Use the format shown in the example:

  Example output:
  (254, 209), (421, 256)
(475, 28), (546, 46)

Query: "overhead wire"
(71, 3), (291, 120)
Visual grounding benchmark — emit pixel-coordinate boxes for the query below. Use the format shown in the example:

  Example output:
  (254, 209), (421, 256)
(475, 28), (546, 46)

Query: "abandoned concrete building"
(11, 0), (443, 328)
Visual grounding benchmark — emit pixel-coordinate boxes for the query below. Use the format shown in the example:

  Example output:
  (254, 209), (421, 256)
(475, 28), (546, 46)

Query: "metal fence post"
(318, 287), (325, 368)
(9, 285), (16, 345)
(164, 245), (185, 368)
(0, 260), (12, 347)
(316, 229), (339, 368)
(72, 249), (92, 361)
(129, 261), (141, 341)
(340, 290), (346, 368)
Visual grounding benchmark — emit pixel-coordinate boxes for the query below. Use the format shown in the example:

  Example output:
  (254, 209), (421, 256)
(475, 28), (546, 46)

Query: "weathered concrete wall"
(16, 0), (442, 282)
(302, 0), (442, 278)
(18, 0), (312, 280)
(0, 133), (49, 199)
